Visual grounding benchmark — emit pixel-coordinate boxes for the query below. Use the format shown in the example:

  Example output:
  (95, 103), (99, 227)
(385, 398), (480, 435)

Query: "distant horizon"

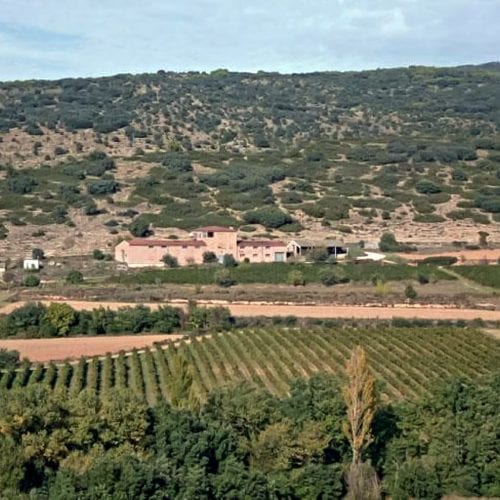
(1, 60), (499, 84)
(1, 1), (499, 82)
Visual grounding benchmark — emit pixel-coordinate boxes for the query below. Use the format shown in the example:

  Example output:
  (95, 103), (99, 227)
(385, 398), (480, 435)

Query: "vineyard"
(1, 327), (499, 403)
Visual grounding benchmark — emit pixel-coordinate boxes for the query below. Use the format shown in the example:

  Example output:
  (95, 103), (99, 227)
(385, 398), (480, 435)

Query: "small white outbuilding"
(23, 258), (40, 271)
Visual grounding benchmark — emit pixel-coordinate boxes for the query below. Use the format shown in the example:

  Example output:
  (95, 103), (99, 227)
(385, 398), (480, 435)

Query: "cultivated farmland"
(1, 327), (499, 403)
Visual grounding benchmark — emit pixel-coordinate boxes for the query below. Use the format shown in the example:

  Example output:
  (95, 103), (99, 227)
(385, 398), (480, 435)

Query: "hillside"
(1, 64), (500, 258)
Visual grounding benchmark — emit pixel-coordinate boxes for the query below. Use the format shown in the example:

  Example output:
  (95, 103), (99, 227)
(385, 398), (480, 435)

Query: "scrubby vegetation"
(1, 64), (500, 247)
(0, 327), (499, 497)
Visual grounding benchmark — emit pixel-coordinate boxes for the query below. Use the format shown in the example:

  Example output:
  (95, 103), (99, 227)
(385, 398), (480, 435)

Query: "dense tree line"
(0, 302), (233, 338)
(0, 371), (497, 498)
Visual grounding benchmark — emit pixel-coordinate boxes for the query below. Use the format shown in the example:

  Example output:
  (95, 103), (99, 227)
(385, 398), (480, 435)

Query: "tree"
(222, 254), (237, 268)
(23, 275), (40, 287)
(161, 254), (179, 268)
(343, 346), (380, 499)
(319, 268), (347, 287)
(203, 251), (218, 264)
(0, 349), (20, 370)
(478, 231), (489, 247)
(343, 346), (376, 465)
(92, 249), (105, 260)
(379, 232), (399, 252)
(167, 353), (200, 410)
(243, 207), (293, 229)
(43, 303), (77, 336)
(214, 269), (235, 288)
(288, 270), (305, 286)
(404, 284), (417, 301)
(83, 199), (99, 216)
(415, 180), (442, 194)
(129, 219), (151, 238)
(32, 248), (45, 260)
(66, 270), (84, 284)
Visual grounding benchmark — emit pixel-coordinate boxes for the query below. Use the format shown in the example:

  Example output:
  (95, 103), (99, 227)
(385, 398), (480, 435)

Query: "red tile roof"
(193, 226), (237, 233)
(129, 239), (206, 247)
(238, 240), (286, 248)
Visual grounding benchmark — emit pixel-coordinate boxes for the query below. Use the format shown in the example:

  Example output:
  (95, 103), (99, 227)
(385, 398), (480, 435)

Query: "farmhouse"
(115, 226), (288, 267)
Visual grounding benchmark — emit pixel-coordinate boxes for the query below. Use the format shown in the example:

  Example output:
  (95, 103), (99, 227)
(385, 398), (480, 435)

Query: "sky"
(0, 0), (499, 81)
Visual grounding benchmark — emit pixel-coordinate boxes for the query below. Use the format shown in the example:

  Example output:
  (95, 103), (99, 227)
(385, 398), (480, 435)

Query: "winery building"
(115, 226), (288, 267)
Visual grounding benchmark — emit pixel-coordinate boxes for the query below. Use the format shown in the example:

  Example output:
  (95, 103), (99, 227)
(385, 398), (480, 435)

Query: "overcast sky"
(1, 0), (499, 81)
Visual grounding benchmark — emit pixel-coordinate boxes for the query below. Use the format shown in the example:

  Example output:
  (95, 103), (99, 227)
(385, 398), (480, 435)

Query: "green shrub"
(415, 180), (442, 194)
(420, 256), (458, 266)
(288, 270), (305, 286)
(243, 207), (293, 229)
(404, 284), (417, 300)
(66, 270), (84, 284)
(129, 219), (152, 237)
(202, 251), (218, 264)
(23, 274), (40, 287)
(32, 248), (45, 260)
(222, 254), (237, 268)
(319, 268), (347, 287)
(214, 268), (235, 287)
(162, 254), (179, 268)
(0, 349), (20, 369)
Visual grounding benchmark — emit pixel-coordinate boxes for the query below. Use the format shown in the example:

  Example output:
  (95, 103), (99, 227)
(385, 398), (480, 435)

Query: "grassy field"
(110, 262), (455, 286)
(1, 327), (498, 404)
(453, 265), (500, 289)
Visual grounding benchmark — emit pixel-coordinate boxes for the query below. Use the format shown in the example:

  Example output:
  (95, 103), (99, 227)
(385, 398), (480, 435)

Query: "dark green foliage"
(453, 265), (500, 288)
(7, 174), (36, 194)
(420, 256), (458, 266)
(243, 207), (292, 228)
(23, 274), (40, 287)
(404, 284), (417, 300)
(129, 219), (151, 237)
(0, 349), (20, 369)
(65, 270), (84, 284)
(0, 367), (498, 497)
(214, 268), (236, 287)
(161, 254), (179, 268)
(384, 375), (500, 498)
(32, 248), (45, 260)
(319, 268), (348, 286)
(162, 152), (192, 172)
(202, 251), (218, 263)
(92, 249), (105, 260)
(111, 262), (453, 286)
(415, 179), (442, 195)
(186, 305), (234, 331)
(87, 179), (119, 195)
(222, 254), (237, 268)
(379, 232), (415, 252)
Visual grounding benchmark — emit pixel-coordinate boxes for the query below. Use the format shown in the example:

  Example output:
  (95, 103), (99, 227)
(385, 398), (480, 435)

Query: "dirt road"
(2, 299), (500, 321)
(0, 334), (184, 363)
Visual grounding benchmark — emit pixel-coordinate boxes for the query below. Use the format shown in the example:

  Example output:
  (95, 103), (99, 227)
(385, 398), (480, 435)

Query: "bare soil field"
(0, 334), (184, 362)
(2, 299), (500, 321)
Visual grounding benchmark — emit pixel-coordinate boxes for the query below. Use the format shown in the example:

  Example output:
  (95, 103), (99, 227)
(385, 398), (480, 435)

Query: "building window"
(207, 232), (214, 238)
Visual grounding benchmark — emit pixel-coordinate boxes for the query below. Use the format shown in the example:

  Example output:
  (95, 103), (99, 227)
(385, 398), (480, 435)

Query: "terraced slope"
(1, 327), (499, 403)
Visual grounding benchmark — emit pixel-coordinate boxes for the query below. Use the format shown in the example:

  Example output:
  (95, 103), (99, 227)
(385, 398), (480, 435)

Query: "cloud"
(0, 0), (498, 80)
